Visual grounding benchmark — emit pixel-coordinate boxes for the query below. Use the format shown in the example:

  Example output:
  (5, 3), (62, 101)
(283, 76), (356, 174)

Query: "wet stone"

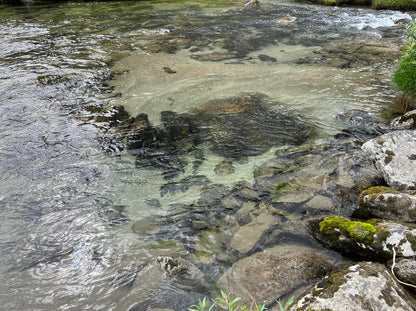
(230, 213), (276, 254)
(217, 244), (336, 306)
(160, 175), (210, 197)
(214, 159), (235, 175)
(190, 52), (237, 62)
(122, 256), (206, 311)
(258, 54), (277, 62)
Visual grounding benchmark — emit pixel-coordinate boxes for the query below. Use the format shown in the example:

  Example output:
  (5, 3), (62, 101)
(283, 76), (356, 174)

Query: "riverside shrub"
(393, 19), (416, 102)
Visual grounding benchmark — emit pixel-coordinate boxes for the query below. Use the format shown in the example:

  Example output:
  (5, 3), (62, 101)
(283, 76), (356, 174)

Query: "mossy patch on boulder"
(355, 186), (416, 222)
(319, 216), (376, 244)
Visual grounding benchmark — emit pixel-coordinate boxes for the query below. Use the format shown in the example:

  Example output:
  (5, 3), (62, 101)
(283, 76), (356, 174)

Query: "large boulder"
(216, 244), (337, 306)
(354, 186), (416, 222)
(310, 216), (416, 261)
(295, 261), (416, 311)
(362, 130), (416, 190)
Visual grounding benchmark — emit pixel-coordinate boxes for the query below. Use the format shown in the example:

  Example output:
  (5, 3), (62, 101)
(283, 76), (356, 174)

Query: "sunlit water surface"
(0, 1), (412, 310)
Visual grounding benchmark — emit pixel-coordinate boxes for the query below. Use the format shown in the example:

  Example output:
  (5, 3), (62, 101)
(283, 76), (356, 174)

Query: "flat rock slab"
(295, 261), (416, 311)
(362, 130), (416, 190)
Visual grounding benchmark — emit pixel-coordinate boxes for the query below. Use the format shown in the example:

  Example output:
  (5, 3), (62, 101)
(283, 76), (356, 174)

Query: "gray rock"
(217, 244), (336, 306)
(355, 186), (416, 222)
(393, 258), (416, 286)
(295, 261), (416, 311)
(391, 110), (416, 130)
(362, 130), (416, 190)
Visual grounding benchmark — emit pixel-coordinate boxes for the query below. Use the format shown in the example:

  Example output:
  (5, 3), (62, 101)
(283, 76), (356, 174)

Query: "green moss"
(358, 186), (398, 202)
(319, 216), (376, 244)
(276, 182), (289, 191)
(373, 0), (416, 10)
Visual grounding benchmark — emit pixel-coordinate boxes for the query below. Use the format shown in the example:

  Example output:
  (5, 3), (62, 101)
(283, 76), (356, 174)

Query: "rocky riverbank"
(295, 0), (416, 10)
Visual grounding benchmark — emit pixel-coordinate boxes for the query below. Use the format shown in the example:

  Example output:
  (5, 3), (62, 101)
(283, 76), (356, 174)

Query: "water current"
(0, 1), (413, 310)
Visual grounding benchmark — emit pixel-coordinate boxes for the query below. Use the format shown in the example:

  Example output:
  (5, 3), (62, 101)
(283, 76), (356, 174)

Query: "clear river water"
(0, 0), (413, 310)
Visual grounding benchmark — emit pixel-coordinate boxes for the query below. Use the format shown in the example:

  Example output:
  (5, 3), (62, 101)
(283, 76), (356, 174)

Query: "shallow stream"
(0, 1), (413, 310)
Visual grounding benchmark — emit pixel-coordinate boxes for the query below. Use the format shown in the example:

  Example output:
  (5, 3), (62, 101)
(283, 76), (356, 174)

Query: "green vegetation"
(189, 291), (294, 311)
(373, 0), (416, 10)
(393, 19), (416, 109)
(319, 216), (376, 244)
(358, 186), (398, 202)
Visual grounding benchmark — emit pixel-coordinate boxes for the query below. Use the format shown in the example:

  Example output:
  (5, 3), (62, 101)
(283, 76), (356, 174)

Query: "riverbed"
(0, 1), (412, 310)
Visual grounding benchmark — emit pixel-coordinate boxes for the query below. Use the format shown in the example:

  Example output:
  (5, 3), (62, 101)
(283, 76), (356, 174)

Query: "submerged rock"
(217, 244), (336, 306)
(230, 213), (277, 254)
(310, 216), (416, 261)
(295, 261), (416, 311)
(362, 130), (416, 190)
(120, 256), (206, 311)
(354, 186), (416, 222)
(194, 93), (312, 158)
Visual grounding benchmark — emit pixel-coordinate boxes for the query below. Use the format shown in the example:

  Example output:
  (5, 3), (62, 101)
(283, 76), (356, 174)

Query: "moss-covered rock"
(295, 262), (416, 311)
(372, 0), (416, 10)
(355, 186), (416, 222)
(319, 216), (377, 244)
(310, 217), (416, 261)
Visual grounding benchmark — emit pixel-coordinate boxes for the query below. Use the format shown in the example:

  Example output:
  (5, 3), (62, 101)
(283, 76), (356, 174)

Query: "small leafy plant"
(276, 296), (294, 311)
(188, 291), (267, 311)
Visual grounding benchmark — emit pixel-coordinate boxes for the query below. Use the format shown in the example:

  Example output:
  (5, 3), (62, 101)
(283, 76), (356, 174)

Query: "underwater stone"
(122, 256), (206, 311)
(217, 244), (336, 306)
(230, 213), (276, 254)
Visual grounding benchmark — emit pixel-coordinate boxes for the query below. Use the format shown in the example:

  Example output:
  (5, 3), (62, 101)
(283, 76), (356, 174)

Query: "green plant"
(189, 297), (216, 311)
(276, 296), (294, 311)
(393, 18), (416, 110)
(188, 291), (267, 311)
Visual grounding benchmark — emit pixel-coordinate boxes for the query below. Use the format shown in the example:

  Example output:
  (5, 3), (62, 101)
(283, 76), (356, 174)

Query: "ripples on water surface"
(0, 1), (412, 310)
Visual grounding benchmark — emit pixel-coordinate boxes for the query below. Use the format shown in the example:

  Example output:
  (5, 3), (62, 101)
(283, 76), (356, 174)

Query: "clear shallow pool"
(0, 1), (412, 310)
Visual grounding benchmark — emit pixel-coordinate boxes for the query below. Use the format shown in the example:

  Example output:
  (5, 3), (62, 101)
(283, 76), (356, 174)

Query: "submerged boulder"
(193, 93), (312, 158)
(217, 244), (337, 306)
(362, 130), (416, 190)
(120, 256), (206, 311)
(295, 261), (416, 311)
(354, 186), (416, 222)
(310, 216), (416, 261)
